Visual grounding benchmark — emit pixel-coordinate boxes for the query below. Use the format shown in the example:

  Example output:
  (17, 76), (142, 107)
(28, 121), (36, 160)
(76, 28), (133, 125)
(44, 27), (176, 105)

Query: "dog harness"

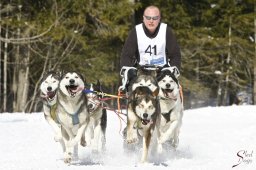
(56, 103), (80, 125)
(49, 103), (58, 123)
(161, 108), (173, 123)
(71, 112), (80, 125)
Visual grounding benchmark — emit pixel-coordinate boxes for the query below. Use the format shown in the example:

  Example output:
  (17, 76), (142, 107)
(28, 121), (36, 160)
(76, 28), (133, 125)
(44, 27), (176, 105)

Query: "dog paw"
(80, 139), (87, 147)
(171, 137), (179, 148)
(126, 130), (138, 144)
(64, 152), (72, 164)
(54, 133), (62, 142)
(126, 137), (138, 144)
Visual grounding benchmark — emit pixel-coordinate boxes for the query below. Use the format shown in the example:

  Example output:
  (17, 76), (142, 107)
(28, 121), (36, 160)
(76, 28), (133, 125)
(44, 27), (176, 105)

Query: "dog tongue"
(47, 91), (55, 99)
(164, 89), (174, 98)
(142, 119), (150, 125)
(70, 86), (83, 93)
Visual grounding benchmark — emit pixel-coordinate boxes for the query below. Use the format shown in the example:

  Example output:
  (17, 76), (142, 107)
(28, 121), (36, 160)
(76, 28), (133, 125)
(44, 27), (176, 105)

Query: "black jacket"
(120, 23), (181, 70)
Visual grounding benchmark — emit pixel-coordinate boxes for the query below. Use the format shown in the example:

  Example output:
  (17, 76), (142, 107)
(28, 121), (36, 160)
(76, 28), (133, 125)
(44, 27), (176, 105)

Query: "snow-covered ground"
(0, 105), (255, 170)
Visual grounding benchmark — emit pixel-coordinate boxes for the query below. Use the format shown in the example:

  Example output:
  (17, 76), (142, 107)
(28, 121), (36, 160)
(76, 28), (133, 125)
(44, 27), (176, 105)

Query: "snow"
(0, 105), (255, 170)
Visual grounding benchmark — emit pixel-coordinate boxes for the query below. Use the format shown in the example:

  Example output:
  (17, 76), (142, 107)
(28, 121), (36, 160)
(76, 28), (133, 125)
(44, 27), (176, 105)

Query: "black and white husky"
(56, 71), (90, 163)
(123, 68), (160, 163)
(40, 71), (63, 143)
(156, 66), (183, 154)
(85, 81), (107, 153)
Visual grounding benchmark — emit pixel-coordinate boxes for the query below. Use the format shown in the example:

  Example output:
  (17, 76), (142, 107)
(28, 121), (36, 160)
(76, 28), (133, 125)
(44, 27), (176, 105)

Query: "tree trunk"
(254, 2), (256, 105)
(29, 48), (50, 113)
(3, 24), (8, 112)
(223, 17), (232, 106)
(0, 3), (2, 112)
(21, 47), (30, 113)
(13, 5), (23, 112)
(12, 34), (20, 112)
(16, 45), (29, 112)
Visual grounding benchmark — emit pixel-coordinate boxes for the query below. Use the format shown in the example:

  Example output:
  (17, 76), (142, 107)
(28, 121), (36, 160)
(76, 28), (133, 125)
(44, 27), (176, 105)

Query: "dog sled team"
(120, 66), (183, 163)
(39, 4), (183, 165)
(39, 65), (183, 164)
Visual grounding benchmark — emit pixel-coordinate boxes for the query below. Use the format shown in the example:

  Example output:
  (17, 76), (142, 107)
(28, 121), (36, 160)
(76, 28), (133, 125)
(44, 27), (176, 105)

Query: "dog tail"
(101, 108), (107, 134)
(101, 109), (107, 150)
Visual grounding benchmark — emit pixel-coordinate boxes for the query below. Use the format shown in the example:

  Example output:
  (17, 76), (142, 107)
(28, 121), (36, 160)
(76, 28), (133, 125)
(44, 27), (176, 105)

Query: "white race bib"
(136, 23), (167, 66)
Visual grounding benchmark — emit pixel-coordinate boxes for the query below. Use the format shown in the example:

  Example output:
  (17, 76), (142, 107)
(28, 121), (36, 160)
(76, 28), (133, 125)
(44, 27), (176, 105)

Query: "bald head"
(143, 6), (161, 33)
(143, 6), (161, 17)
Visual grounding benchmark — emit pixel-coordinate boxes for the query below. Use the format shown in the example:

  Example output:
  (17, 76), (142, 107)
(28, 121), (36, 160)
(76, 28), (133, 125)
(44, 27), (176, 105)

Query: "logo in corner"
(232, 150), (253, 168)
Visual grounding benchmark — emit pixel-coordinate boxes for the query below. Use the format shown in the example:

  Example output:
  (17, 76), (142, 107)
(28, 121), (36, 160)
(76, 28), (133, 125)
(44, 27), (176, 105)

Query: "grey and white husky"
(119, 66), (159, 93)
(85, 81), (107, 153)
(130, 68), (159, 93)
(56, 71), (90, 163)
(156, 66), (183, 154)
(40, 71), (63, 142)
(124, 68), (160, 163)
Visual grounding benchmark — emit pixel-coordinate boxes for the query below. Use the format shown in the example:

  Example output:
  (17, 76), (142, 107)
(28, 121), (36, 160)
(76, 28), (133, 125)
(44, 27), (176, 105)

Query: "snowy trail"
(0, 105), (255, 170)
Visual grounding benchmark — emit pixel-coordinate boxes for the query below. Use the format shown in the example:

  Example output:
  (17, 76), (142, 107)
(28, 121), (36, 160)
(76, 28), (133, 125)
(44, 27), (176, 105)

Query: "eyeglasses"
(144, 16), (159, 21)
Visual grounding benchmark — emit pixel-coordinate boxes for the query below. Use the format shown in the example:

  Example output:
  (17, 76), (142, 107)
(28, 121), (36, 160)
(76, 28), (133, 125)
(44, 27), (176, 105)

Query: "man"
(120, 5), (181, 70)
(119, 5), (181, 91)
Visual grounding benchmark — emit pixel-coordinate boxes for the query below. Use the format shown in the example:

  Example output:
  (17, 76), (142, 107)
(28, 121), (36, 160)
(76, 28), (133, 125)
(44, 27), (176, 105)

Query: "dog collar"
(159, 96), (177, 101)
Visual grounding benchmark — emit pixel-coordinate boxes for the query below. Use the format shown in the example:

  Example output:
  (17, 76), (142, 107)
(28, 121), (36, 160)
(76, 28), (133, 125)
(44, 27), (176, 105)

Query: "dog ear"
(172, 66), (180, 78)
(132, 86), (145, 99)
(79, 73), (86, 83)
(152, 88), (159, 97)
(134, 92), (140, 99)
(96, 79), (101, 91)
(95, 79), (103, 92)
(150, 70), (157, 77)
(161, 66), (180, 78)
(96, 79), (101, 86)
(133, 88), (141, 98)
(56, 70), (63, 78)
(60, 70), (66, 78)
(137, 69), (142, 77)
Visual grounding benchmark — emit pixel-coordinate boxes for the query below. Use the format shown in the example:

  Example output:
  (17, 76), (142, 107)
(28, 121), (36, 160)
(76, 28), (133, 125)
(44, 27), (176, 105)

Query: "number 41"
(145, 45), (157, 55)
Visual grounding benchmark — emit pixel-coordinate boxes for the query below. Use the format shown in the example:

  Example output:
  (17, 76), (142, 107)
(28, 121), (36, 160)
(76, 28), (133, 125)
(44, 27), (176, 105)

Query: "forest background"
(0, 0), (255, 113)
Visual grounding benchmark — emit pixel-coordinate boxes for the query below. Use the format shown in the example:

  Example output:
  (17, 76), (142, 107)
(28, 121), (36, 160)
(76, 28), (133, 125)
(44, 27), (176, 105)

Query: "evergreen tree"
(0, 0), (137, 112)
(134, 0), (254, 106)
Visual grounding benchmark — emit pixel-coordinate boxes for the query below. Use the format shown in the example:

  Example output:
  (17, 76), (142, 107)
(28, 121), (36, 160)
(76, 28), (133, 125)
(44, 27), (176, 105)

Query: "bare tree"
(12, 5), (22, 112)
(223, 16), (232, 105)
(0, 3), (2, 112)
(254, 1), (256, 105)
(3, 4), (11, 112)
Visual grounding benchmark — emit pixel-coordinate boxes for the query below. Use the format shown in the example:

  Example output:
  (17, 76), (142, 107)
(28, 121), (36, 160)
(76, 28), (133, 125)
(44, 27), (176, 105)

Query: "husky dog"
(130, 67), (159, 93)
(56, 71), (90, 163)
(119, 66), (159, 93)
(40, 71), (63, 142)
(85, 81), (107, 153)
(124, 68), (160, 163)
(156, 66), (183, 154)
